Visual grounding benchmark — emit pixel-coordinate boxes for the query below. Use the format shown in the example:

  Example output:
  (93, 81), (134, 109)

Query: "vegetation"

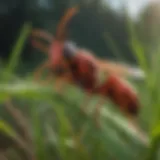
(0, 0), (160, 160)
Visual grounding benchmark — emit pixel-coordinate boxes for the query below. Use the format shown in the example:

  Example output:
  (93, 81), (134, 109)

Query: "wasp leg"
(33, 61), (52, 85)
(53, 73), (73, 95)
(31, 39), (49, 54)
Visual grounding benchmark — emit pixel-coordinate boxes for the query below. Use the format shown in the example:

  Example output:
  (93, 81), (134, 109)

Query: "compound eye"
(63, 41), (77, 59)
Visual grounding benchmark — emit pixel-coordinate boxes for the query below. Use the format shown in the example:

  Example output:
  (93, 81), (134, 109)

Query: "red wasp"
(61, 45), (141, 128)
(30, 6), (145, 128)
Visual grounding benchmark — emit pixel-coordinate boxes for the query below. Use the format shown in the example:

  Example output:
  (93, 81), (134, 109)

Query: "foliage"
(0, 9), (160, 159)
(137, 1), (160, 53)
(0, 1), (160, 160)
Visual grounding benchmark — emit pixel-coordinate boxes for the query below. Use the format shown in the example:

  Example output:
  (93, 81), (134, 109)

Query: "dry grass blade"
(0, 152), (8, 160)
(4, 99), (32, 145)
(13, 134), (36, 160)
(4, 98), (36, 160)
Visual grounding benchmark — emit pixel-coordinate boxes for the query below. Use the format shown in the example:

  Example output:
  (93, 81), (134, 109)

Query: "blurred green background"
(0, 0), (160, 160)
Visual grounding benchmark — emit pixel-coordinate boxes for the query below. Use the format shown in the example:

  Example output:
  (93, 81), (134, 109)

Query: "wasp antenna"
(56, 6), (79, 40)
(31, 29), (54, 42)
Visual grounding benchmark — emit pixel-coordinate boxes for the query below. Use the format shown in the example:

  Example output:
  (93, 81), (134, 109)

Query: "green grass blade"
(3, 22), (32, 80)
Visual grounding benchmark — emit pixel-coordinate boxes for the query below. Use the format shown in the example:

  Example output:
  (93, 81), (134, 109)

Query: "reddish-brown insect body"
(93, 75), (139, 116)
(49, 40), (64, 68)
(62, 45), (140, 119)
(31, 6), (141, 128)
(62, 46), (97, 91)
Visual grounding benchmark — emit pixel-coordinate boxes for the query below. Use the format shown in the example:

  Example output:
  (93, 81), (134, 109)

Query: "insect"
(31, 6), (145, 88)
(90, 74), (140, 127)
(61, 45), (141, 128)
(30, 6), (145, 128)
